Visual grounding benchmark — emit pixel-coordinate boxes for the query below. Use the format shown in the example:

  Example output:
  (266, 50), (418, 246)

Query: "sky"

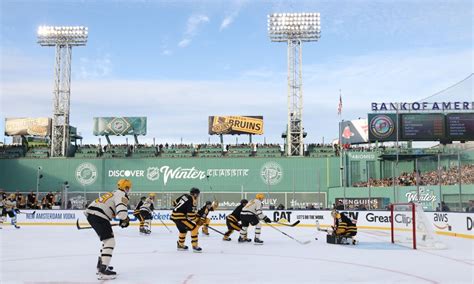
(0, 0), (473, 146)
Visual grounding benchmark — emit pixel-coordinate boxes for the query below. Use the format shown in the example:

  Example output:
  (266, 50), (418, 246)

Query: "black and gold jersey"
(171, 194), (197, 221)
(335, 212), (357, 235)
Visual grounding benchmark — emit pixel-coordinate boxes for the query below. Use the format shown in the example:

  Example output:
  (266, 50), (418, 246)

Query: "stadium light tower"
(37, 26), (88, 157)
(268, 13), (321, 156)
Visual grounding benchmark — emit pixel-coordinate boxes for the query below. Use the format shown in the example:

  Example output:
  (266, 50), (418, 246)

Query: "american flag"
(337, 92), (342, 115)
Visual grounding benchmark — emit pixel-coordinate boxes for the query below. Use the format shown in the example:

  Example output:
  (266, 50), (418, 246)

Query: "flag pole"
(338, 89), (346, 209)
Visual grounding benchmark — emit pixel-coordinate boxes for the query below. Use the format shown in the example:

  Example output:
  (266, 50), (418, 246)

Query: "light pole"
(37, 26), (88, 157)
(36, 166), (43, 198)
(268, 13), (321, 156)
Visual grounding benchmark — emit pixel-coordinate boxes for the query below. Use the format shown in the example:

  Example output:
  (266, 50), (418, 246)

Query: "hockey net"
(390, 203), (446, 249)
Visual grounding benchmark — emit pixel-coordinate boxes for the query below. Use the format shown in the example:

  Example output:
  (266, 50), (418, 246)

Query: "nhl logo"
(146, 167), (160, 181)
(260, 162), (283, 185)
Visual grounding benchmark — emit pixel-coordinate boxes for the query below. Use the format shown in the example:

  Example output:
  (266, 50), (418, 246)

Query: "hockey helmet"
(240, 199), (248, 206)
(9, 193), (16, 200)
(117, 179), (132, 192)
(331, 209), (341, 219)
(256, 193), (265, 200)
(190, 187), (200, 195)
(149, 193), (156, 198)
(205, 201), (212, 206)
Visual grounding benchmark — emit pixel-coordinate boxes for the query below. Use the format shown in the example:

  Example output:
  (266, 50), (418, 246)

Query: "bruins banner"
(5, 117), (52, 136)
(93, 117), (147, 136)
(208, 116), (264, 135)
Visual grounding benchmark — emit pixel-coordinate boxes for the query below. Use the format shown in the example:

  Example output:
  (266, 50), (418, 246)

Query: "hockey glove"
(119, 216), (130, 228)
(264, 216), (272, 223)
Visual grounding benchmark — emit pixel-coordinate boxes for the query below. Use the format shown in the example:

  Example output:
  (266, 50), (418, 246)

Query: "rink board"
(14, 209), (474, 239)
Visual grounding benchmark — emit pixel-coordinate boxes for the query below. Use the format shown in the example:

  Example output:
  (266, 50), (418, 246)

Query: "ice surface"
(1, 224), (473, 284)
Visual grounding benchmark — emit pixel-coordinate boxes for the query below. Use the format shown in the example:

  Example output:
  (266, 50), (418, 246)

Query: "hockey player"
(134, 196), (146, 233)
(0, 194), (21, 229)
(170, 188), (202, 252)
(84, 178), (132, 280)
(329, 209), (357, 245)
(240, 193), (271, 244)
(197, 200), (218, 236)
(139, 193), (156, 235)
(223, 199), (248, 241)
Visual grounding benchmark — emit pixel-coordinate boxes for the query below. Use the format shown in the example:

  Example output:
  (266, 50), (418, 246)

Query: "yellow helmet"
(117, 179), (132, 192)
(256, 193), (265, 200)
(9, 193), (16, 199)
(149, 193), (156, 198)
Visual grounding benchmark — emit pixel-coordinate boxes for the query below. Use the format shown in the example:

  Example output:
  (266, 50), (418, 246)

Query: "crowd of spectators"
(353, 164), (474, 187)
(0, 191), (61, 210)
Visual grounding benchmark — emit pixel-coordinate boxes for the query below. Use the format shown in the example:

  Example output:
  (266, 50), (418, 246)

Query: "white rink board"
(15, 210), (474, 239)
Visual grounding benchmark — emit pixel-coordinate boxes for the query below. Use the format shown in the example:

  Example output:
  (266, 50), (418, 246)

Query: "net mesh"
(392, 203), (446, 249)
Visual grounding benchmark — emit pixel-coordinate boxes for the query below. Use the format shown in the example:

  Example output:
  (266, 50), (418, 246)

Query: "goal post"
(390, 202), (417, 249)
(390, 202), (446, 250)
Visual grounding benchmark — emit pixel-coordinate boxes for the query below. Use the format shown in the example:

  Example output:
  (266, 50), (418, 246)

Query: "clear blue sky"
(1, 0), (472, 145)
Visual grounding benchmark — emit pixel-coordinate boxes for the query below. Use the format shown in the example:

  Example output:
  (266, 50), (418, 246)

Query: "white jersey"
(85, 190), (129, 221)
(4, 199), (17, 212)
(241, 199), (266, 220)
(139, 197), (154, 214)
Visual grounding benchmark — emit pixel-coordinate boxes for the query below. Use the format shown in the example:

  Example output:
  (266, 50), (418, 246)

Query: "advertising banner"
(93, 117), (147, 136)
(335, 197), (389, 209)
(15, 210), (473, 239)
(340, 119), (368, 144)
(208, 116), (263, 135)
(5, 117), (52, 136)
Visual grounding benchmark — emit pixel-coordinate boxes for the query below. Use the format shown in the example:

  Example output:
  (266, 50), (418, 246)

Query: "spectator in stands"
(441, 201), (450, 212)
(17, 193), (26, 209)
(276, 204), (285, 210)
(27, 191), (38, 209)
(357, 204), (367, 210)
(466, 200), (474, 213)
(43, 192), (54, 209)
(335, 200), (344, 210)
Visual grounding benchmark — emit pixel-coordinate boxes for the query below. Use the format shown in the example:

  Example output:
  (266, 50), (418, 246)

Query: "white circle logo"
(75, 162), (98, 185)
(260, 162), (283, 185)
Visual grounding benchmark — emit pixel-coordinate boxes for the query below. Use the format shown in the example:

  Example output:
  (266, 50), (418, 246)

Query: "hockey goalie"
(326, 209), (358, 245)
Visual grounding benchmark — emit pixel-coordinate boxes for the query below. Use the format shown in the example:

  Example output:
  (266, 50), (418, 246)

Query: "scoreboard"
(401, 113), (445, 141)
(368, 112), (474, 142)
(447, 113), (474, 140)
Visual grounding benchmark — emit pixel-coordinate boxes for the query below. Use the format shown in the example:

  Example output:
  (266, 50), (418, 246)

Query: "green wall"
(0, 157), (341, 193)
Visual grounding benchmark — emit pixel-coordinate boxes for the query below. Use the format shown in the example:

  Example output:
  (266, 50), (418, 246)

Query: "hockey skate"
(192, 246), (202, 253)
(177, 241), (188, 251)
(97, 264), (116, 280)
(14, 225), (20, 229)
(96, 257), (114, 276)
(254, 238), (264, 245)
(238, 237), (251, 243)
(139, 227), (146, 234)
(222, 236), (232, 241)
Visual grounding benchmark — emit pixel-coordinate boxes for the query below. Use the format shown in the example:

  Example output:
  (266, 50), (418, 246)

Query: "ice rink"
(1, 224), (473, 284)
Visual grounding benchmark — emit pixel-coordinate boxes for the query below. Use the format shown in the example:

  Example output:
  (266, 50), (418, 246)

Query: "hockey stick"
(76, 219), (119, 230)
(315, 221), (330, 232)
(207, 225), (226, 236)
(267, 223), (310, 245)
(273, 220), (300, 227)
(157, 217), (172, 233)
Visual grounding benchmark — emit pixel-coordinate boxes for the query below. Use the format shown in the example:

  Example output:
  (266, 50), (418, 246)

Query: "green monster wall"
(0, 157), (342, 193)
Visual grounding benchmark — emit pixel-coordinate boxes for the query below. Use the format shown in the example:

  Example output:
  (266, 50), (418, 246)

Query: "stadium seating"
(25, 146), (50, 158)
(307, 144), (335, 157)
(74, 145), (100, 158)
(132, 145), (158, 158)
(225, 144), (253, 157)
(254, 144), (282, 158)
(158, 145), (194, 158)
(0, 145), (25, 159)
(195, 144), (223, 158)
